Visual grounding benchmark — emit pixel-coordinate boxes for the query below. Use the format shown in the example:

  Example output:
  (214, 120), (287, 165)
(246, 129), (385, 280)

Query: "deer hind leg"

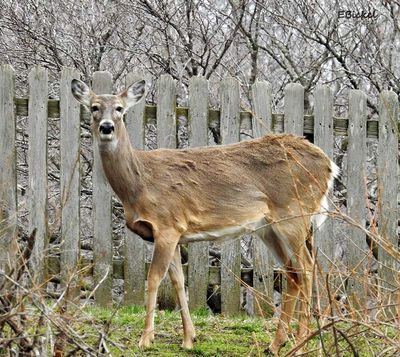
(270, 261), (301, 355)
(260, 223), (312, 355)
(168, 245), (196, 349)
(295, 243), (314, 342)
(139, 230), (180, 349)
(258, 226), (300, 355)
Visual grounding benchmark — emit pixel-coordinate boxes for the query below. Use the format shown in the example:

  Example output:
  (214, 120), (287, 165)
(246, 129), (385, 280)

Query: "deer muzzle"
(99, 120), (115, 140)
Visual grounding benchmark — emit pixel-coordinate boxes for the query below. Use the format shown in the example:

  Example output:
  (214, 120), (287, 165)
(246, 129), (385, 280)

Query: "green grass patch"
(76, 306), (272, 356)
(62, 306), (400, 356)
(3, 303), (399, 356)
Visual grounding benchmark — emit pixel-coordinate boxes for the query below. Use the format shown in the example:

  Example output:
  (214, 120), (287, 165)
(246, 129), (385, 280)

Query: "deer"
(71, 78), (338, 355)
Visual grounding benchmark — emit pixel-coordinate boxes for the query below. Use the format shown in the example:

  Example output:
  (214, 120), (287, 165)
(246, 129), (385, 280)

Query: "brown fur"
(102, 132), (331, 238)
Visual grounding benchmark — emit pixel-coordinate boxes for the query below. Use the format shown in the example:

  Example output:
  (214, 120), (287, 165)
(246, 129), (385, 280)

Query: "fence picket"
(157, 74), (177, 149)
(92, 71), (113, 307)
(284, 83), (304, 135)
(187, 76), (209, 310)
(313, 86), (335, 272)
(28, 66), (48, 284)
(346, 90), (369, 300)
(251, 80), (274, 316)
(156, 74), (176, 309)
(60, 67), (81, 302)
(124, 72), (146, 305)
(220, 77), (241, 315)
(0, 65), (18, 291)
(377, 90), (399, 317)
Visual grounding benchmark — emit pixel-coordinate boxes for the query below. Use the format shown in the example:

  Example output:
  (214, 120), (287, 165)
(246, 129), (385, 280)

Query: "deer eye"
(91, 105), (99, 113)
(116, 106), (123, 113)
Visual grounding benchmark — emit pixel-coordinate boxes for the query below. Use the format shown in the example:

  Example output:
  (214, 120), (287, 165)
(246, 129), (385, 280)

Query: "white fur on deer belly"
(180, 217), (267, 243)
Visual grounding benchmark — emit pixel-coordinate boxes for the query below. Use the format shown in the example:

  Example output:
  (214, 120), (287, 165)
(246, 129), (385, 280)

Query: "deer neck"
(97, 128), (143, 206)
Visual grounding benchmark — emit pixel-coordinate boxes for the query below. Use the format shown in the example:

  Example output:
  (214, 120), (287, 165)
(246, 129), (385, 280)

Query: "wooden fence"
(0, 65), (399, 316)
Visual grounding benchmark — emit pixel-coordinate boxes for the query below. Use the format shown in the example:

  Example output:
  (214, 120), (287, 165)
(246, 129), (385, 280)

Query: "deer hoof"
(264, 342), (284, 356)
(181, 334), (196, 349)
(264, 347), (276, 356)
(138, 331), (154, 349)
(181, 340), (194, 349)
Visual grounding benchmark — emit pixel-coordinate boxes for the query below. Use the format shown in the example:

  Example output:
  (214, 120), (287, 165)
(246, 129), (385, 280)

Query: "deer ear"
(71, 79), (91, 107)
(121, 80), (145, 109)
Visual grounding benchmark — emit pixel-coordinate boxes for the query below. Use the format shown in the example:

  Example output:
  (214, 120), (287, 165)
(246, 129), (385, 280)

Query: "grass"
(67, 305), (399, 356)
(80, 306), (273, 356)
(2, 301), (399, 356)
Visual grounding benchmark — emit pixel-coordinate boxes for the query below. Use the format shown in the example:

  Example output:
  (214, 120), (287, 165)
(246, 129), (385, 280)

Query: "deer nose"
(99, 122), (114, 135)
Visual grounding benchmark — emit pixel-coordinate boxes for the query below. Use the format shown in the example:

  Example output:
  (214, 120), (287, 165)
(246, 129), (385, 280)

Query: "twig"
(326, 273), (340, 356)
(336, 328), (359, 357)
(96, 302), (121, 354)
(284, 321), (336, 357)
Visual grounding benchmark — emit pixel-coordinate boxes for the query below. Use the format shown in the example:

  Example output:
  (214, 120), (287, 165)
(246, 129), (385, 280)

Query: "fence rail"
(0, 64), (399, 316)
(14, 97), (396, 140)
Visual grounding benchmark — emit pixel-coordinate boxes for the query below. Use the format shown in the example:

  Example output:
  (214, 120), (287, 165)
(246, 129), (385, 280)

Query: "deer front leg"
(168, 245), (196, 349)
(139, 232), (179, 349)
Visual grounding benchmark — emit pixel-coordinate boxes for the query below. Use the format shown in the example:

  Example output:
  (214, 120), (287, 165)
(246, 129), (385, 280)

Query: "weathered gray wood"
(284, 83), (304, 135)
(157, 74), (177, 149)
(251, 80), (274, 316)
(0, 65), (18, 291)
(28, 66), (48, 284)
(346, 90), (369, 299)
(187, 76), (209, 310)
(60, 68), (81, 302)
(220, 77), (241, 315)
(156, 74), (176, 309)
(377, 90), (399, 316)
(126, 73), (146, 150)
(251, 80), (273, 136)
(313, 86), (335, 272)
(92, 71), (113, 307)
(123, 72), (146, 305)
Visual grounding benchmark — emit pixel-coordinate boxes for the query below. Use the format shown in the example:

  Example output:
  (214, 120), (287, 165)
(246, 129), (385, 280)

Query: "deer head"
(71, 79), (145, 151)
